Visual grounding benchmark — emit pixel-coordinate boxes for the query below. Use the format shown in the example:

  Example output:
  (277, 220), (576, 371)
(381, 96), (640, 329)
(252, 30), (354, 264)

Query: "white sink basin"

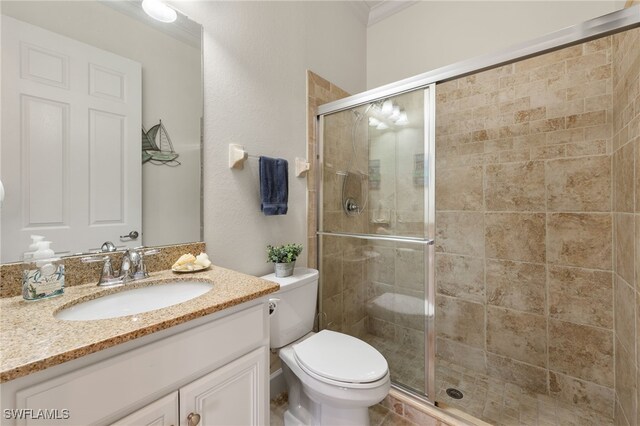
(55, 281), (214, 321)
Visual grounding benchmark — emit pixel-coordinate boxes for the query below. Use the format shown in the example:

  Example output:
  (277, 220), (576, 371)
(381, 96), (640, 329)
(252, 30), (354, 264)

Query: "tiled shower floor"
(362, 333), (614, 426)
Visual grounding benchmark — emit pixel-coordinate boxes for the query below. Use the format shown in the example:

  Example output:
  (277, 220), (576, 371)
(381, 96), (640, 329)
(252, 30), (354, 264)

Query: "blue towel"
(259, 156), (288, 215)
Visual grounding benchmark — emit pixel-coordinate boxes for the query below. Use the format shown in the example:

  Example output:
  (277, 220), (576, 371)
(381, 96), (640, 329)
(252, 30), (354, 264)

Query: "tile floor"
(359, 333), (614, 425)
(270, 393), (420, 426)
(435, 360), (614, 426)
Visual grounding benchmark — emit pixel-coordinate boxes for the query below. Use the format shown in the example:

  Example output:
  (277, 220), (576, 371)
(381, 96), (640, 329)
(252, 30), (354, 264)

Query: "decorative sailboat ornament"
(142, 119), (181, 166)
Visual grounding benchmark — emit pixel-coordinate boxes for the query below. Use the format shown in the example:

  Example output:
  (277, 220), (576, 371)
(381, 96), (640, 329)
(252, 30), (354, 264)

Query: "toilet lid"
(292, 330), (388, 384)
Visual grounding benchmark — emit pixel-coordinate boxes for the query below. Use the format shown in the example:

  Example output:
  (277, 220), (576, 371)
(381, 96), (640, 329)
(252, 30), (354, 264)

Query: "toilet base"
(284, 404), (370, 426)
(279, 343), (388, 426)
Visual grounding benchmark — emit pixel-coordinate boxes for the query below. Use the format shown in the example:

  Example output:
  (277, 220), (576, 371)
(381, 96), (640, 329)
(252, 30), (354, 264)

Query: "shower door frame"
(317, 85), (437, 400)
(315, 4), (640, 406)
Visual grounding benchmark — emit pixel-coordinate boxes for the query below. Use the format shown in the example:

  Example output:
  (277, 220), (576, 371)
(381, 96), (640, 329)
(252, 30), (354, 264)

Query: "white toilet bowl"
(279, 330), (391, 426)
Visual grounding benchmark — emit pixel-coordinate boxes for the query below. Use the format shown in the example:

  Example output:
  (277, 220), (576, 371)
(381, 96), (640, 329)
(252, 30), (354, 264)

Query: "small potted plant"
(267, 243), (303, 277)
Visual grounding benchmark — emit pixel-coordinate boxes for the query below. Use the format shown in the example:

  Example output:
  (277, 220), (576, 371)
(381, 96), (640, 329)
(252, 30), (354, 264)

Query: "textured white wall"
(367, 1), (621, 89)
(175, 1), (367, 275)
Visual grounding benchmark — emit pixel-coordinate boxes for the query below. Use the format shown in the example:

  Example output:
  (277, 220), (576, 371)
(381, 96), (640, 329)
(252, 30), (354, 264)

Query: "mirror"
(0, 0), (203, 263)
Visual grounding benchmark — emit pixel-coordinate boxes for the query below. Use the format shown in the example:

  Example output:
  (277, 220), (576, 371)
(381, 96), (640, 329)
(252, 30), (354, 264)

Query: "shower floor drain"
(446, 388), (464, 399)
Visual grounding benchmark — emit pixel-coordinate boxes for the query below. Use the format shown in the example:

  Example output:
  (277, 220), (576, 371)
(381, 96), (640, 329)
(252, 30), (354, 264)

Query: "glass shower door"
(317, 86), (435, 398)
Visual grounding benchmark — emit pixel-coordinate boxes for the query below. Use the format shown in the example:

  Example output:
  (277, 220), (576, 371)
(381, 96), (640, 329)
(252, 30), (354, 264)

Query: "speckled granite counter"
(0, 266), (279, 383)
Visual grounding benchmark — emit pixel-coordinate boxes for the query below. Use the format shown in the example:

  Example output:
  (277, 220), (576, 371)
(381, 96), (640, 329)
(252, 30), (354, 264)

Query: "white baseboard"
(270, 368), (287, 399)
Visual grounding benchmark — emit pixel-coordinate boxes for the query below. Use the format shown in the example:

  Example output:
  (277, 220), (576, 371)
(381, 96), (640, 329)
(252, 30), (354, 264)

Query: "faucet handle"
(130, 247), (159, 280)
(82, 255), (121, 286)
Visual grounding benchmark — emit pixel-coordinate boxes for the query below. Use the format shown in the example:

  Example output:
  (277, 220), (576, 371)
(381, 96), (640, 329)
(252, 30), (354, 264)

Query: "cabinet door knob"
(187, 412), (201, 426)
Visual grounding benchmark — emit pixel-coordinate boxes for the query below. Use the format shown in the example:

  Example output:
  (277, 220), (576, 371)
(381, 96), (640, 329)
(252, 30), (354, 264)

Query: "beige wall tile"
(485, 213), (546, 263)
(486, 259), (545, 314)
(547, 213), (612, 269)
(435, 212), (484, 256)
(487, 306), (547, 367)
(485, 161), (545, 211)
(486, 352), (548, 394)
(395, 247), (425, 290)
(321, 254), (343, 298)
(436, 295), (484, 348)
(546, 155), (611, 212)
(435, 166), (483, 211)
(549, 319), (614, 387)
(436, 253), (484, 303)
(323, 293), (343, 332)
(548, 266), (613, 328)
(436, 337), (487, 375)
(615, 213), (635, 284)
(615, 337), (638, 426)
(549, 371), (615, 416)
(614, 276), (636, 356)
(614, 141), (635, 213)
(367, 245), (395, 285)
(636, 139), (640, 213)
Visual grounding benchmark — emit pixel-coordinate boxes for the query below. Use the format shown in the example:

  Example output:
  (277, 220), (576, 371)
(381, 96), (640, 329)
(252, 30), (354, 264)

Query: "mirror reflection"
(0, 0), (203, 263)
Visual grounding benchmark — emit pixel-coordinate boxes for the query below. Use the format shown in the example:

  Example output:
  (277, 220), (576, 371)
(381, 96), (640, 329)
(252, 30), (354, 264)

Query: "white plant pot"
(274, 262), (295, 277)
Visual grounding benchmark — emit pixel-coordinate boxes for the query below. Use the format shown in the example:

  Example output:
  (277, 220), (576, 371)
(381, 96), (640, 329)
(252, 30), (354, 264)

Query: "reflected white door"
(1, 16), (142, 262)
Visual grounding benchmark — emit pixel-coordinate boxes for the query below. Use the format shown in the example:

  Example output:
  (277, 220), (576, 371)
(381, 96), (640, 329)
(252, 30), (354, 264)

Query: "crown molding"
(347, 0), (372, 26)
(368, 1), (419, 26)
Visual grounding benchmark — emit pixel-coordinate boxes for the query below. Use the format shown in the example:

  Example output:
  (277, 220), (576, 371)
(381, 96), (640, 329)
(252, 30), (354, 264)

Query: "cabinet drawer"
(15, 303), (267, 425)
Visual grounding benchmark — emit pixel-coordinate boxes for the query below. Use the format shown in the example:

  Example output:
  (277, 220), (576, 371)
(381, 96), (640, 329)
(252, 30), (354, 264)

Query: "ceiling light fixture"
(369, 117), (380, 127)
(142, 0), (177, 23)
(395, 111), (409, 125)
(381, 100), (393, 116)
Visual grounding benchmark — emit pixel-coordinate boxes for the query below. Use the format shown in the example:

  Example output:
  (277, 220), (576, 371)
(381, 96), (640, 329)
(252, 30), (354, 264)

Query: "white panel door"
(111, 392), (179, 426)
(1, 16), (141, 262)
(179, 347), (267, 426)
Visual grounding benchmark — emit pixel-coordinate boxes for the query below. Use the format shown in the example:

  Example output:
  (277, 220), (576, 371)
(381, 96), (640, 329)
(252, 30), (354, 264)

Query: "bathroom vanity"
(0, 267), (279, 426)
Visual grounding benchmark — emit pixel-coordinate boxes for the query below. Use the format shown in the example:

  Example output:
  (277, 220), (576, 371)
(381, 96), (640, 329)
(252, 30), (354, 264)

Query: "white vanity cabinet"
(1, 300), (269, 426)
(111, 393), (178, 426)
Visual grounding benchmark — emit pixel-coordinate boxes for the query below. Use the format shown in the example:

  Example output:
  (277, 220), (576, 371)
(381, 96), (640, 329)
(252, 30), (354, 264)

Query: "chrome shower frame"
(315, 4), (640, 409)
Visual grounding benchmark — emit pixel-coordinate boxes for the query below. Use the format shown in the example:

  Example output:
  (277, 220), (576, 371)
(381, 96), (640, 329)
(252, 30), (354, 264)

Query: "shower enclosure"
(316, 6), (639, 426)
(318, 87), (436, 397)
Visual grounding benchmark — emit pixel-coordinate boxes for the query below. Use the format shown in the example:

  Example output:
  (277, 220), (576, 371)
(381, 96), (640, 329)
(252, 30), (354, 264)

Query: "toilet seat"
(292, 330), (388, 389)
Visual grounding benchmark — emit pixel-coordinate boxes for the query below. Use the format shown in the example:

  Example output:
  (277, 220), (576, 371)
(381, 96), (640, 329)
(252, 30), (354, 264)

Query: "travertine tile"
(487, 306), (547, 367)
(486, 352), (548, 394)
(549, 371), (615, 417)
(546, 156), (611, 212)
(368, 245), (395, 285)
(615, 337), (637, 426)
(548, 266), (613, 328)
(485, 161), (545, 211)
(548, 319), (614, 387)
(435, 212), (484, 257)
(566, 111), (607, 128)
(436, 253), (484, 303)
(486, 259), (545, 314)
(614, 276), (636, 357)
(436, 337), (487, 375)
(395, 247), (425, 290)
(547, 213), (612, 269)
(636, 139), (640, 213)
(436, 295), (484, 348)
(435, 166), (483, 211)
(485, 213), (546, 263)
(615, 213), (635, 284)
(614, 141), (635, 213)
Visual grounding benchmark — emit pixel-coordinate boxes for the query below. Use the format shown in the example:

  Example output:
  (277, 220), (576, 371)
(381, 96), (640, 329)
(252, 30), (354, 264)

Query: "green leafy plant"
(267, 243), (303, 264)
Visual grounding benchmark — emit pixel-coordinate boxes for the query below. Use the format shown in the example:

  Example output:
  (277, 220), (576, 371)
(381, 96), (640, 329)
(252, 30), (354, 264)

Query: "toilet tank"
(261, 268), (319, 349)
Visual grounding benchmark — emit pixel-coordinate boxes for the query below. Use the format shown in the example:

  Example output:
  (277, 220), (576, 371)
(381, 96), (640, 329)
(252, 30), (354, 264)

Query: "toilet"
(262, 267), (391, 426)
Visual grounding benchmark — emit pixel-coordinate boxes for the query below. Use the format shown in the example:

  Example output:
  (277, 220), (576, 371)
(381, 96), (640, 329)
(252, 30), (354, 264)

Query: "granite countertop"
(0, 266), (279, 383)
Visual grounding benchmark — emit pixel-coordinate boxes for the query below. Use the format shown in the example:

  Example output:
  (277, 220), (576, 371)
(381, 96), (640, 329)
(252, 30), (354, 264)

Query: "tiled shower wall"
(611, 27), (639, 426)
(435, 36), (617, 416)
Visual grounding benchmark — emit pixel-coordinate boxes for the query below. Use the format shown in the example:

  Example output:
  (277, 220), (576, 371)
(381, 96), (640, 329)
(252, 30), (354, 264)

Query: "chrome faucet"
(120, 247), (159, 283)
(82, 247), (158, 286)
